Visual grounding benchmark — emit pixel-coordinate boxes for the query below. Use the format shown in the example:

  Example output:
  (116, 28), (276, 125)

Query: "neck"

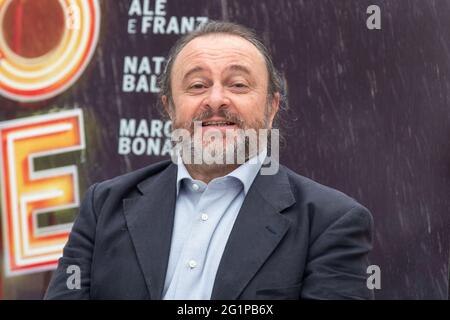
(185, 163), (239, 184)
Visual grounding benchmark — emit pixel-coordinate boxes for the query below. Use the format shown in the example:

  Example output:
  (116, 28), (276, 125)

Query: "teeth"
(202, 121), (235, 126)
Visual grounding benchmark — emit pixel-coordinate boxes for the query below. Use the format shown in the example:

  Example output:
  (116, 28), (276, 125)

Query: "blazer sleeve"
(44, 183), (99, 299)
(301, 205), (375, 300)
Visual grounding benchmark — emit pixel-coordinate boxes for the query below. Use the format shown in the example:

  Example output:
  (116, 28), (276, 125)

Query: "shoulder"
(281, 165), (360, 211)
(279, 164), (373, 232)
(96, 159), (172, 190)
(88, 159), (174, 214)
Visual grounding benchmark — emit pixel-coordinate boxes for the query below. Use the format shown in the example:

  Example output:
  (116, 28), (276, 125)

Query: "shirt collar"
(176, 149), (267, 196)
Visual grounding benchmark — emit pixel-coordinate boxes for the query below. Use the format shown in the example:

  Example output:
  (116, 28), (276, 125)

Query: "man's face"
(163, 33), (279, 164)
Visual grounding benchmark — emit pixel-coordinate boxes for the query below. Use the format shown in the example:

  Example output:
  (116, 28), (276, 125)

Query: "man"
(45, 21), (374, 300)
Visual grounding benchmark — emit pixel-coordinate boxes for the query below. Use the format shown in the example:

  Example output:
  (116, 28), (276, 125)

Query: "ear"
(161, 95), (174, 119)
(268, 92), (280, 128)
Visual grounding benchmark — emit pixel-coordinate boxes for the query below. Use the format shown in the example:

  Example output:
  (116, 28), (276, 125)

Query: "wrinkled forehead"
(171, 33), (268, 80)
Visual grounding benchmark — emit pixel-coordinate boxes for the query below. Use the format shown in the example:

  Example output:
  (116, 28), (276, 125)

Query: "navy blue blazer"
(45, 160), (374, 300)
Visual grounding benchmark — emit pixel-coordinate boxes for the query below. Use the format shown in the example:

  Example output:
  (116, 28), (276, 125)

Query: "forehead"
(172, 33), (268, 78)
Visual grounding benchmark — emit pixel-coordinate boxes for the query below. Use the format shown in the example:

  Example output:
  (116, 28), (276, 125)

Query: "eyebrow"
(224, 64), (252, 76)
(181, 64), (253, 83)
(182, 66), (206, 83)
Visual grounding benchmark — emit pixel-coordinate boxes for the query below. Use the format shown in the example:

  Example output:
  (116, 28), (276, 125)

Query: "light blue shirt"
(162, 151), (266, 300)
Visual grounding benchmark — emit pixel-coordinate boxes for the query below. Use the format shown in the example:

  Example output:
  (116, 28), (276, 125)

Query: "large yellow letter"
(0, 109), (85, 276)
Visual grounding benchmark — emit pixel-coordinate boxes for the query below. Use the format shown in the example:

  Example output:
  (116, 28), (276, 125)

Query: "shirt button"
(201, 213), (208, 221)
(192, 183), (199, 191)
(188, 260), (197, 269)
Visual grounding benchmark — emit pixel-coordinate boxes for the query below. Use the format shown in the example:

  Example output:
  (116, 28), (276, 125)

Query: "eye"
(232, 83), (247, 88)
(189, 83), (207, 90)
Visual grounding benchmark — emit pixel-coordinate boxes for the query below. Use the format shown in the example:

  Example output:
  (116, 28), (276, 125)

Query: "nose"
(204, 84), (230, 111)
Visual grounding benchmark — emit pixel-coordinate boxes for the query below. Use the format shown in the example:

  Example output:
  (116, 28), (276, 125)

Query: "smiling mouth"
(201, 121), (236, 127)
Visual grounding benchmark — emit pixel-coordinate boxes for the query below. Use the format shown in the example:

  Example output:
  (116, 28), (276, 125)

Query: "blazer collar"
(123, 159), (296, 300)
(210, 160), (296, 299)
(123, 163), (177, 300)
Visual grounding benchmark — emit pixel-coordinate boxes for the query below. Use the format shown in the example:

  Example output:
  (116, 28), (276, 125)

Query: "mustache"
(176, 108), (246, 131)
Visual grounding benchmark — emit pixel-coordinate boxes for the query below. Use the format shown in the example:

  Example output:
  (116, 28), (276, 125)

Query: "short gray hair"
(158, 21), (286, 120)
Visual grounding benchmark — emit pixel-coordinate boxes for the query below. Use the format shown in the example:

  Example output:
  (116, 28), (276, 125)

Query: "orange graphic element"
(0, 109), (85, 276)
(3, 0), (65, 58)
(0, 0), (101, 102)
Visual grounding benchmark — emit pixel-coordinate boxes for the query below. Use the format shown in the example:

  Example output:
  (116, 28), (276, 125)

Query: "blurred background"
(0, 0), (449, 299)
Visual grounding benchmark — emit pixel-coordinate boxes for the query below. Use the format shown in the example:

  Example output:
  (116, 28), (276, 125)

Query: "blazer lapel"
(211, 165), (296, 300)
(123, 163), (177, 300)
